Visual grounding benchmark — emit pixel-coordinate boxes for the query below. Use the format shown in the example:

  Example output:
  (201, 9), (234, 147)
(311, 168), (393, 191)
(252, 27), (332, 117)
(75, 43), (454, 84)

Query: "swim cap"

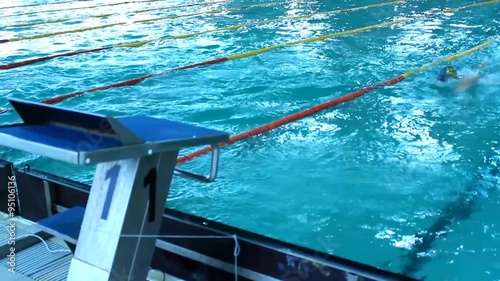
(437, 66), (458, 81)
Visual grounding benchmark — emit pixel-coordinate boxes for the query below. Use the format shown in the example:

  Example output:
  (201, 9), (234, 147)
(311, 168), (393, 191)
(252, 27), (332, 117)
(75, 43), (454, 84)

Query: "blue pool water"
(1, 0), (499, 280)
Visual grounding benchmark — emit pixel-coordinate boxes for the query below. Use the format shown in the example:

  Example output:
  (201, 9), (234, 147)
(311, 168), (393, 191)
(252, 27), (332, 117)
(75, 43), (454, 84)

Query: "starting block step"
(37, 206), (85, 245)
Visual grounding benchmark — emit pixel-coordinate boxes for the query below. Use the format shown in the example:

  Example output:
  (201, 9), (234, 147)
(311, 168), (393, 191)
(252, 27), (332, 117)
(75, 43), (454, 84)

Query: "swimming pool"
(1, 0), (499, 280)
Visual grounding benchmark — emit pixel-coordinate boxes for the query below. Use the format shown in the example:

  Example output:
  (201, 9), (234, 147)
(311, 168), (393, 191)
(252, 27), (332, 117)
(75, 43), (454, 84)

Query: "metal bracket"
(174, 145), (221, 183)
(42, 180), (54, 216)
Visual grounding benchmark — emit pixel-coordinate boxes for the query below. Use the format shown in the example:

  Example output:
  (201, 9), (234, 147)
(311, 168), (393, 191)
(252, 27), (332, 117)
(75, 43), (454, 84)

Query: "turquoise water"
(1, 0), (499, 280)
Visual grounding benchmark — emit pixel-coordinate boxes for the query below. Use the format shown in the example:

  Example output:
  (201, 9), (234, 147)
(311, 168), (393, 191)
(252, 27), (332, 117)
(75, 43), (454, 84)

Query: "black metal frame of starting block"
(0, 98), (229, 281)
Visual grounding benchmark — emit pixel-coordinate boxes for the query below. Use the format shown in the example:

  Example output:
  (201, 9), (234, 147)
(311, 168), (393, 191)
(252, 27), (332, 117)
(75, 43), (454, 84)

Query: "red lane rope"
(41, 57), (229, 103)
(0, 47), (112, 70)
(175, 35), (500, 164)
(0, 57), (229, 114)
(0, 2), (266, 69)
(176, 76), (405, 164)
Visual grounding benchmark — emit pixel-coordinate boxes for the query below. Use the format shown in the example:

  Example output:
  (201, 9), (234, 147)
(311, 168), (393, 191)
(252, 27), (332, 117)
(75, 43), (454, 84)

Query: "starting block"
(0, 99), (229, 281)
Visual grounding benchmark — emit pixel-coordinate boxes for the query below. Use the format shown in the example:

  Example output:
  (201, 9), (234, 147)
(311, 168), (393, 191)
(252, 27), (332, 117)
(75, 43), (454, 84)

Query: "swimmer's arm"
(455, 75), (481, 92)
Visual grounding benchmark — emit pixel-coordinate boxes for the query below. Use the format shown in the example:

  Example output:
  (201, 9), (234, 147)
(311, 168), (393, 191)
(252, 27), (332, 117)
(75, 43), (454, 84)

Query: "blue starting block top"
(0, 99), (229, 165)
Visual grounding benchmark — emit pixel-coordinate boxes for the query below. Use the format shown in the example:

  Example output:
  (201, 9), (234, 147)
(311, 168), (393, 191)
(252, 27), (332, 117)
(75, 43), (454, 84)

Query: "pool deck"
(0, 212), (183, 281)
(0, 266), (33, 281)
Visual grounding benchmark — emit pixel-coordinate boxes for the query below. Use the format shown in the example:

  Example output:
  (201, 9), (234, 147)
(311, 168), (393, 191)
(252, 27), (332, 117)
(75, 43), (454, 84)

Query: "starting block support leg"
(68, 151), (178, 281)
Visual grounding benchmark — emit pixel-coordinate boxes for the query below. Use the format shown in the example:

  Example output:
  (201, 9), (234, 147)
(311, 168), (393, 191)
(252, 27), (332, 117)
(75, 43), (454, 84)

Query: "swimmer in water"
(437, 64), (484, 91)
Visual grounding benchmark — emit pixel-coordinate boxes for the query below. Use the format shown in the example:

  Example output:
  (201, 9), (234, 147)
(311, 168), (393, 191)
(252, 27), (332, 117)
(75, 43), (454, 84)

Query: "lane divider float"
(1, 0), (404, 69)
(1, 0), (172, 18)
(0, 1), (282, 43)
(0, 0), (497, 114)
(176, 37), (499, 164)
(2, 0), (231, 28)
(0, 0), (82, 9)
